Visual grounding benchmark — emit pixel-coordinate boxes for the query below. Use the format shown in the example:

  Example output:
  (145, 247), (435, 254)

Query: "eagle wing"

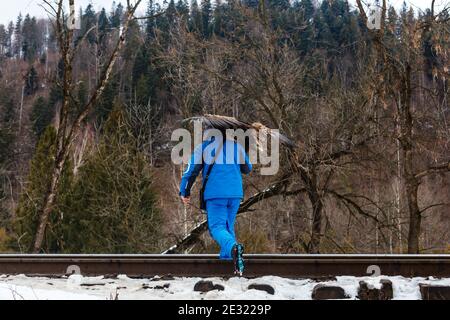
(183, 114), (296, 149)
(184, 114), (252, 131)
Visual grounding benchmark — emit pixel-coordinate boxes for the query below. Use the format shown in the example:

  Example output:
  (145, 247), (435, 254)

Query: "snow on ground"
(0, 273), (449, 300)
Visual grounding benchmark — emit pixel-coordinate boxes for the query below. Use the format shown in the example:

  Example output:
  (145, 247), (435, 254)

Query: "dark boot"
(232, 243), (245, 276)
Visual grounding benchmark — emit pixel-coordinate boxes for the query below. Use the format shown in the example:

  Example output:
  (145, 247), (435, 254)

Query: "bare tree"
(356, 0), (450, 253)
(162, 4), (384, 254)
(32, 0), (144, 253)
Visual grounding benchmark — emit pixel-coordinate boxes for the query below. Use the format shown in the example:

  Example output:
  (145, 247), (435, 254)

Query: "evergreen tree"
(122, 18), (142, 64)
(93, 76), (119, 125)
(290, 0), (315, 53)
(0, 91), (14, 163)
(30, 96), (52, 138)
(0, 100), (10, 244)
(201, 0), (212, 38)
(336, 0), (359, 51)
(154, 0), (176, 37)
(190, 0), (203, 33)
(21, 15), (31, 60)
(80, 4), (97, 44)
(131, 44), (156, 106)
(58, 109), (162, 253)
(167, 0), (177, 22)
(14, 126), (73, 252)
(0, 90), (15, 125)
(24, 66), (39, 96)
(13, 14), (22, 58)
(145, 0), (158, 39)
(176, 0), (190, 21)
(98, 8), (111, 47)
(299, 0), (315, 20)
(132, 0), (172, 109)
(110, 2), (124, 28)
(0, 128), (13, 165)
(0, 87), (15, 193)
(421, 9), (437, 79)
(17, 100), (162, 254)
(212, 0), (224, 36)
(21, 15), (40, 62)
(387, 5), (400, 38)
(48, 81), (63, 109)
(30, 83), (60, 138)
(0, 25), (7, 58)
(400, 1), (408, 19)
(314, 3), (333, 48)
(77, 81), (88, 111)
(98, 8), (109, 32)
(6, 21), (14, 57)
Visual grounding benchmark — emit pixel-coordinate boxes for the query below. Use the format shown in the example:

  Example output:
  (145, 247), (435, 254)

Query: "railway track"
(0, 254), (449, 278)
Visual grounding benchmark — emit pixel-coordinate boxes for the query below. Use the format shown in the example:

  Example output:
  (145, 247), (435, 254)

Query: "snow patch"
(0, 274), (449, 300)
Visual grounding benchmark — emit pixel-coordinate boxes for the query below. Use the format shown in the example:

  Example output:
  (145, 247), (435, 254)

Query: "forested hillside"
(0, 0), (448, 254)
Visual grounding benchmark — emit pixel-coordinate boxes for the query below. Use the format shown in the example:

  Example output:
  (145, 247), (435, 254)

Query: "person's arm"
(179, 144), (204, 202)
(238, 143), (252, 174)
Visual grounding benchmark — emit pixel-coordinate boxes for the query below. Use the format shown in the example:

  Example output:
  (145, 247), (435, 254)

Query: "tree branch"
(419, 202), (448, 214)
(325, 189), (380, 223)
(133, 11), (166, 20)
(63, 0), (143, 155)
(415, 161), (450, 180)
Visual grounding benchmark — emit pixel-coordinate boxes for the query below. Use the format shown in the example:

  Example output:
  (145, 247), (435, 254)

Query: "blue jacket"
(179, 139), (252, 200)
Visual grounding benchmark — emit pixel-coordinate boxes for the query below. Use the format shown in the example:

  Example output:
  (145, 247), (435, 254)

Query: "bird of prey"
(183, 114), (296, 149)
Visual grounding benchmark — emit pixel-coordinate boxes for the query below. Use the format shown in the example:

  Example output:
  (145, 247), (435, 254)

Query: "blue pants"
(206, 198), (241, 260)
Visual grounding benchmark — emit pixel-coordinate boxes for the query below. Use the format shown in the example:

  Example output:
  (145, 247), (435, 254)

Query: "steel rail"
(0, 254), (449, 278)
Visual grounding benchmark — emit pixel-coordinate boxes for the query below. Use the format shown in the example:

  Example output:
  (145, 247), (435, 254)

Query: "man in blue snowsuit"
(179, 134), (252, 275)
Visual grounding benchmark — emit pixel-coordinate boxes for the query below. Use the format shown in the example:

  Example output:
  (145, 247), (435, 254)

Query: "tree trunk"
(405, 177), (421, 253)
(33, 7), (74, 252)
(307, 189), (324, 254)
(32, 157), (65, 252)
(397, 65), (421, 254)
(300, 168), (323, 253)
